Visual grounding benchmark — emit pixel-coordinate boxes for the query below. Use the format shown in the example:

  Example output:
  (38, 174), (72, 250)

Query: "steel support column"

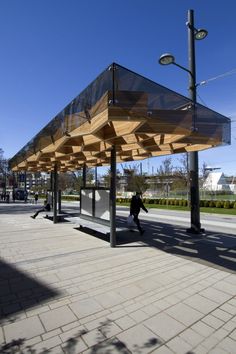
(53, 164), (58, 224)
(82, 163), (86, 188)
(58, 189), (62, 214)
(24, 171), (27, 202)
(95, 166), (98, 187)
(110, 145), (116, 247)
(187, 9), (202, 233)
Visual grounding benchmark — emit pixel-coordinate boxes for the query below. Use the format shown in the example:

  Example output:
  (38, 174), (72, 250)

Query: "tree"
(156, 157), (173, 176)
(70, 169), (94, 191)
(167, 153), (190, 200)
(156, 157), (174, 195)
(0, 149), (9, 190)
(122, 164), (148, 193)
(103, 168), (111, 188)
(173, 153), (189, 189)
(59, 173), (75, 191)
(131, 175), (149, 193)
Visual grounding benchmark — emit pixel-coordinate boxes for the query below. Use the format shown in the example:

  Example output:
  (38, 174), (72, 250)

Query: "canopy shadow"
(0, 258), (61, 324)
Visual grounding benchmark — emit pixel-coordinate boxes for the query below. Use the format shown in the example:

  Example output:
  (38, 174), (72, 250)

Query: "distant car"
(14, 189), (26, 200)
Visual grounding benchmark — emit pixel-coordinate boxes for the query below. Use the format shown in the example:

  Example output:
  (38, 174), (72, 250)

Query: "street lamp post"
(159, 9), (207, 234)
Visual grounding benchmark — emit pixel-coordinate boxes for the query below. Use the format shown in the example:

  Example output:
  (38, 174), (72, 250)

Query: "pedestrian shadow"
(0, 259), (60, 324)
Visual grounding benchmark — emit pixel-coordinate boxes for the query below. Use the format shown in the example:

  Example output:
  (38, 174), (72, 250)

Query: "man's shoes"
(129, 229), (135, 232)
(140, 229), (145, 235)
(30, 215), (36, 219)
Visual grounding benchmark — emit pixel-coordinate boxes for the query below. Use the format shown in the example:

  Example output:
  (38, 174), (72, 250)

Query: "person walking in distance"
(130, 192), (148, 235)
(34, 192), (39, 204)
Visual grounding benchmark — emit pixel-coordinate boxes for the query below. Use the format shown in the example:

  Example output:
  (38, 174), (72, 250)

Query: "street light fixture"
(159, 53), (193, 77)
(159, 53), (175, 65)
(194, 28), (208, 40)
(159, 9), (207, 234)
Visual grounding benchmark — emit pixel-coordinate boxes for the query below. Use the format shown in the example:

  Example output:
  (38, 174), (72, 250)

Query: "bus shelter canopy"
(9, 63), (231, 172)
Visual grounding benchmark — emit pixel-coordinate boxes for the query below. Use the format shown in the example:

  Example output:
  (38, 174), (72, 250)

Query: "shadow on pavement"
(0, 203), (43, 215)
(0, 259), (60, 324)
(0, 320), (162, 353)
(77, 216), (236, 274)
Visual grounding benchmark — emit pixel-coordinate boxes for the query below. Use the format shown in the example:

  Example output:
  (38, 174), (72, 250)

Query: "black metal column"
(24, 171), (27, 202)
(58, 189), (62, 214)
(110, 145), (116, 247)
(187, 9), (201, 233)
(50, 171), (54, 208)
(50, 171), (53, 191)
(82, 163), (86, 188)
(95, 166), (98, 187)
(53, 164), (58, 224)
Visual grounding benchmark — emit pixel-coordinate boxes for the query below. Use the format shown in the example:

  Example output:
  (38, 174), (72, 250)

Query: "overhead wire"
(197, 68), (236, 86)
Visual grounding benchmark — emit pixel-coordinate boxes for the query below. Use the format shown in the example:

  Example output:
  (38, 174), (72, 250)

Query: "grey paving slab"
(3, 316), (45, 342)
(167, 336), (192, 354)
(117, 323), (162, 353)
(0, 327), (4, 344)
(183, 293), (219, 314)
(191, 321), (215, 337)
(212, 308), (233, 322)
(62, 336), (88, 353)
(94, 290), (124, 308)
(166, 303), (203, 326)
(218, 336), (236, 353)
(202, 314), (225, 329)
(39, 305), (77, 331)
(31, 335), (62, 353)
(82, 337), (132, 354)
(199, 287), (232, 304)
(201, 335), (220, 351)
(213, 280), (236, 295)
(59, 324), (86, 343)
(115, 315), (137, 330)
(179, 327), (204, 347)
(150, 346), (175, 354)
(82, 328), (106, 347)
(69, 298), (103, 319)
(144, 313), (185, 341)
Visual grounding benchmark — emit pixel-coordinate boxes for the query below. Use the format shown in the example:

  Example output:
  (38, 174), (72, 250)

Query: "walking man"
(130, 192), (148, 235)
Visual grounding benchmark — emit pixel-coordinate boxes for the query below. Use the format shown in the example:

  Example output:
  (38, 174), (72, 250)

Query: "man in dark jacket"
(130, 192), (148, 234)
(31, 199), (51, 219)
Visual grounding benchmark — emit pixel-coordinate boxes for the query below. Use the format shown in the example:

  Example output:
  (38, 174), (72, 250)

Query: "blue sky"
(0, 0), (236, 175)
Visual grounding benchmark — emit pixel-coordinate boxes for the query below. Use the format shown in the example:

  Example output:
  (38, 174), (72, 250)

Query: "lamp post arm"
(172, 62), (197, 90)
(172, 62), (193, 77)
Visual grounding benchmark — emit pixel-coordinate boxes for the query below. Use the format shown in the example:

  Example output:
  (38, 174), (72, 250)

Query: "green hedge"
(116, 197), (236, 209)
(61, 195), (80, 201)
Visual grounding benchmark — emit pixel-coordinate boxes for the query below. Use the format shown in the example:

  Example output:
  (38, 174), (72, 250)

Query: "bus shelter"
(9, 63), (231, 247)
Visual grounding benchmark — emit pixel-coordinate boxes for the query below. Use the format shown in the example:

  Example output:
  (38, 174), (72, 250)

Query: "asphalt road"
(1, 200), (235, 235)
(58, 201), (236, 236)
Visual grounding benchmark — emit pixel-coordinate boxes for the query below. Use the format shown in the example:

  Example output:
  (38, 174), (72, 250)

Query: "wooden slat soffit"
(9, 63), (230, 172)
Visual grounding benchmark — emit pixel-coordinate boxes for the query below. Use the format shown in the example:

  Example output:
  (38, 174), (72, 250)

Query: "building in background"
(203, 171), (231, 192)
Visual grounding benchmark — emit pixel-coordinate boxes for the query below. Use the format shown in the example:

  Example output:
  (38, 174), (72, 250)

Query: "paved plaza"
(0, 203), (236, 354)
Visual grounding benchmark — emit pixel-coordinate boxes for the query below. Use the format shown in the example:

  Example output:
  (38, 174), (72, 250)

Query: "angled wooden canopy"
(9, 63), (231, 172)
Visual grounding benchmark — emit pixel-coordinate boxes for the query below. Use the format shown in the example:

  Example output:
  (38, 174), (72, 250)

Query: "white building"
(203, 172), (230, 192)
